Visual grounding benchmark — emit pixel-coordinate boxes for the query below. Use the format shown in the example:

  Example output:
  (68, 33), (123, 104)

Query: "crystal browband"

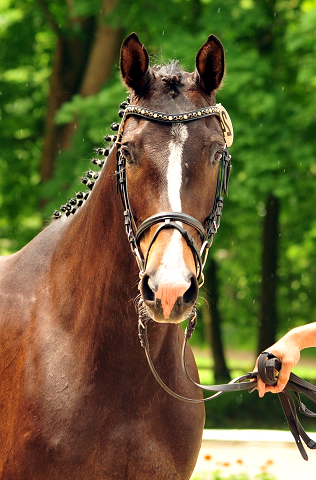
(116, 103), (234, 148)
(122, 104), (221, 123)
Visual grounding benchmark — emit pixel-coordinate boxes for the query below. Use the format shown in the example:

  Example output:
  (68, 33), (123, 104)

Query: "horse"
(0, 32), (232, 479)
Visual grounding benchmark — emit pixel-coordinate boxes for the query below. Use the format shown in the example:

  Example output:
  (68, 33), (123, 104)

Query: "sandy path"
(192, 429), (316, 479)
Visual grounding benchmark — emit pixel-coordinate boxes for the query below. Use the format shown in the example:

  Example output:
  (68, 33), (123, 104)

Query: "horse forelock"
(154, 61), (182, 79)
(152, 61), (184, 96)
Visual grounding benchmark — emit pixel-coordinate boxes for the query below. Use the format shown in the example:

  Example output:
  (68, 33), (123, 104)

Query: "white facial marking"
(167, 124), (188, 212)
(157, 229), (189, 285)
(155, 124), (189, 297)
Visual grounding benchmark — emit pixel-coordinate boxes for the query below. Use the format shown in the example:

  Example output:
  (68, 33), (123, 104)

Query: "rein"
(138, 311), (258, 404)
(139, 313), (316, 461)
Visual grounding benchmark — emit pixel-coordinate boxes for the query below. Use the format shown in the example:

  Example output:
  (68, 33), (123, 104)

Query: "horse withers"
(0, 33), (228, 479)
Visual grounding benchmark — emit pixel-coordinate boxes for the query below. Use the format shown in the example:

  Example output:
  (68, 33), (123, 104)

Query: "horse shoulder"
(0, 218), (71, 372)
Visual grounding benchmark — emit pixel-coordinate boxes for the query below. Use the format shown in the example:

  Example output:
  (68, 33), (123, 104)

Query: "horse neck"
(50, 148), (139, 343)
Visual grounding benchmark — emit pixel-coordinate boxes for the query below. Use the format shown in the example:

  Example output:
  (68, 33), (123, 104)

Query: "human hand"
(255, 334), (301, 398)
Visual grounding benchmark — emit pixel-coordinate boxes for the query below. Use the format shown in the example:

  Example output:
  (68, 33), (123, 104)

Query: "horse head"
(118, 33), (230, 324)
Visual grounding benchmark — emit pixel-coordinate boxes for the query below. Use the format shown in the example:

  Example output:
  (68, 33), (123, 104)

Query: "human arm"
(256, 322), (316, 397)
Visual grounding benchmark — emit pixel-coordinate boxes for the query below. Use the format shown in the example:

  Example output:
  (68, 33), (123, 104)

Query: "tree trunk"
(40, 13), (95, 182)
(202, 258), (231, 383)
(40, 0), (121, 183)
(80, 0), (122, 97)
(257, 194), (279, 354)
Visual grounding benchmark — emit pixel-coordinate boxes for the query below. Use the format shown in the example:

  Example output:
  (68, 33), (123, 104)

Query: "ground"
(192, 429), (316, 480)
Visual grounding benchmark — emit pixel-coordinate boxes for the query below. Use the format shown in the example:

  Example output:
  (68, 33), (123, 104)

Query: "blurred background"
(1, 0), (316, 430)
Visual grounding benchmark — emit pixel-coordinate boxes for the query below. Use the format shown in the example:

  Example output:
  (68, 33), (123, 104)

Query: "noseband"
(115, 103), (233, 285)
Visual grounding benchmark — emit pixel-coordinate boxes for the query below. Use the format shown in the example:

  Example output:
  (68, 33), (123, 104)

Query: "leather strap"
(136, 212), (206, 243)
(258, 352), (316, 460)
(121, 104), (222, 124)
(137, 215), (205, 282)
(138, 318), (258, 404)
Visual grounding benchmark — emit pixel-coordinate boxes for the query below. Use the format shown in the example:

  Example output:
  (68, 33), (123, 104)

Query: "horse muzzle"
(140, 269), (199, 323)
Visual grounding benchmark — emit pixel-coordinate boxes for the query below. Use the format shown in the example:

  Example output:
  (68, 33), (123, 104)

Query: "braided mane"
(53, 62), (184, 221)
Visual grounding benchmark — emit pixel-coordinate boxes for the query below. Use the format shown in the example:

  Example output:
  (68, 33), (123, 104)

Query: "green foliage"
(197, 0), (316, 349)
(1, 0), (316, 371)
(41, 76), (127, 218)
(0, 0), (54, 253)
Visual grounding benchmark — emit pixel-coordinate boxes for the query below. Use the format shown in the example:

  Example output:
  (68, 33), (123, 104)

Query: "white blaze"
(157, 124), (189, 296)
(167, 124), (188, 211)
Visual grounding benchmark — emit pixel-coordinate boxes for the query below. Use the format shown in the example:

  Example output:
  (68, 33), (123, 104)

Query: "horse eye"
(214, 150), (223, 163)
(121, 147), (133, 164)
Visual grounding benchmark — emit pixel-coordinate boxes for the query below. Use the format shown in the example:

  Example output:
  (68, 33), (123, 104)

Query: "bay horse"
(0, 33), (232, 479)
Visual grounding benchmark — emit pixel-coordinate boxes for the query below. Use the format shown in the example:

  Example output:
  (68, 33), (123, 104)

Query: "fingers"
(274, 359), (293, 392)
(256, 349), (298, 397)
(257, 377), (266, 398)
(257, 377), (285, 398)
(254, 329), (304, 398)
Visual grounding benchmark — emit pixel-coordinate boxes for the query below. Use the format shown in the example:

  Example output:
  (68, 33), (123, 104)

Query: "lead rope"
(184, 324), (316, 460)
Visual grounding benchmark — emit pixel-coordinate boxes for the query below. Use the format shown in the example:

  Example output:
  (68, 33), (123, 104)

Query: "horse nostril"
(183, 276), (199, 307)
(140, 273), (199, 321)
(140, 274), (155, 302)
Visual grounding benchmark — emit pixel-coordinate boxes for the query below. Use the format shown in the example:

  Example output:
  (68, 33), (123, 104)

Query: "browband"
(122, 105), (222, 122)
(118, 103), (234, 147)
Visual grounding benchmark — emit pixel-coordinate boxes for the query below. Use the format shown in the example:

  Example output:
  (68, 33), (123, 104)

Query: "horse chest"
(2, 379), (200, 480)
(0, 318), (201, 479)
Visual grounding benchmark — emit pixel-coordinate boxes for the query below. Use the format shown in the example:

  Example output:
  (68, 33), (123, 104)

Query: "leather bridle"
(115, 103), (232, 285)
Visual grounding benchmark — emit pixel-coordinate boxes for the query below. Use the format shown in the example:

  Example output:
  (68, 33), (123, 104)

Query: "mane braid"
(52, 96), (131, 220)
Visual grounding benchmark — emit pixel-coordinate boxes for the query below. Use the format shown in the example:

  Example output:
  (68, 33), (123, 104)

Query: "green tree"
(39, 0), (122, 184)
(258, 194), (279, 354)
(198, 0), (316, 352)
(0, 0), (51, 253)
(202, 258), (231, 382)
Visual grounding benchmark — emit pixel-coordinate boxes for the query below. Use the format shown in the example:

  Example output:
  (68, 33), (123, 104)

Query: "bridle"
(114, 99), (316, 460)
(115, 99), (235, 401)
(114, 100), (255, 400)
(115, 103), (232, 285)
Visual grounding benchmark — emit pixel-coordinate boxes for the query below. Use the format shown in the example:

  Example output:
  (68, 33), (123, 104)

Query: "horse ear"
(195, 34), (225, 93)
(120, 32), (150, 91)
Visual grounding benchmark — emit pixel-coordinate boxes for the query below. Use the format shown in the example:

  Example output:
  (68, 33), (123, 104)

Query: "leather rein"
(139, 314), (316, 460)
(114, 100), (316, 460)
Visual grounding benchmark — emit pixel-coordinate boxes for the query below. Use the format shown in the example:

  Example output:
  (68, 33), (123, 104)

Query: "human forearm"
(256, 322), (316, 397)
(284, 322), (316, 350)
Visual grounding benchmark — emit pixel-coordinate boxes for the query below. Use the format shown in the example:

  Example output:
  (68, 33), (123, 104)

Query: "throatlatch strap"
(258, 352), (316, 461)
